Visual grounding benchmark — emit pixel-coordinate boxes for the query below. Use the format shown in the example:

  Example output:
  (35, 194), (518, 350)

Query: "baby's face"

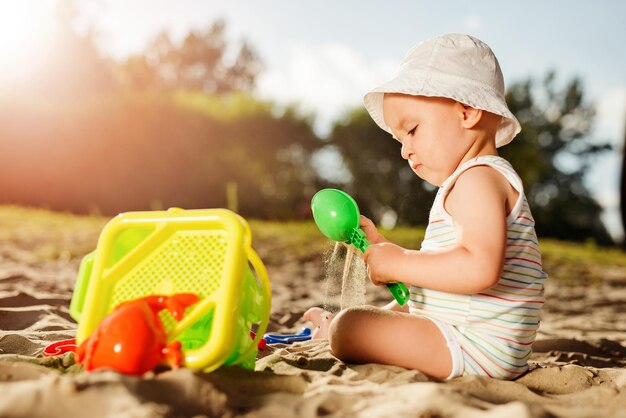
(382, 94), (472, 186)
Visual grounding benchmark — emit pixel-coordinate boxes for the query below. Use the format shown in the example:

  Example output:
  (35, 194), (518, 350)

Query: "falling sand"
(321, 242), (342, 312)
(322, 242), (367, 312)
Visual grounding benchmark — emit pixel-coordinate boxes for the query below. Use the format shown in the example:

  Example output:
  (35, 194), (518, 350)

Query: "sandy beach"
(1, 209), (625, 418)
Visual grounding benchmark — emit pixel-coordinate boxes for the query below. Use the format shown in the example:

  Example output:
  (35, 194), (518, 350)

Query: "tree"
(501, 73), (612, 244)
(214, 106), (321, 218)
(620, 108), (626, 246)
(113, 19), (317, 219)
(0, 7), (320, 219)
(119, 20), (262, 95)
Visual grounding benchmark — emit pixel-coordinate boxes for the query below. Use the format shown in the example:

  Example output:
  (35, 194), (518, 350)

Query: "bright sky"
(3, 0), (626, 239)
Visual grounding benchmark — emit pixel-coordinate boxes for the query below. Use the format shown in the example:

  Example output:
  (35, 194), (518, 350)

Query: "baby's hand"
(363, 242), (405, 286)
(359, 215), (386, 245)
(303, 307), (335, 339)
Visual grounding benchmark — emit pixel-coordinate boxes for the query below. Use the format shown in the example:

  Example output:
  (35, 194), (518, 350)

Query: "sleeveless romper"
(409, 155), (547, 379)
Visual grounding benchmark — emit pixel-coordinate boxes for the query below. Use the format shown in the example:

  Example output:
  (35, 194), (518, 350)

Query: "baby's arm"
(364, 166), (510, 294)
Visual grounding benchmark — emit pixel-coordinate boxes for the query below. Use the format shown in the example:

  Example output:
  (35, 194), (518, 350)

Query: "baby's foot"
(303, 307), (335, 339)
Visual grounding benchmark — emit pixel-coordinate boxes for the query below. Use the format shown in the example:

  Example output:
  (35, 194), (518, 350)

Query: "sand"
(1, 222), (626, 417)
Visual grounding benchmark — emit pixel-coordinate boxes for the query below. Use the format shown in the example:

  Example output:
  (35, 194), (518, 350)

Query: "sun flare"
(0, 2), (56, 84)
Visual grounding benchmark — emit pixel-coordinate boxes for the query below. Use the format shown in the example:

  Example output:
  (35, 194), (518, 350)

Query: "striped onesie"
(409, 155), (547, 379)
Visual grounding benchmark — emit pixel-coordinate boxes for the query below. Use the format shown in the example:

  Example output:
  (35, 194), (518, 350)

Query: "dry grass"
(1, 205), (624, 283)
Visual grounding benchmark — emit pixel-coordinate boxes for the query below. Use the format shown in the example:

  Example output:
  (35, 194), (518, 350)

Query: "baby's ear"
(457, 103), (483, 129)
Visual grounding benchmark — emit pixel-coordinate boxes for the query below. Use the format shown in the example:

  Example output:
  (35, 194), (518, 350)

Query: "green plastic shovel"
(311, 188), (410, 306)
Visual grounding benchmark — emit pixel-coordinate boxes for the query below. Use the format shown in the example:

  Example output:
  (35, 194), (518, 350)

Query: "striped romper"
(409, 155), (547, 380)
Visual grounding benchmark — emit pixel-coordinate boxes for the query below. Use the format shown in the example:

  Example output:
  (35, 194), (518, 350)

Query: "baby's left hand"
(363, 242), (405, 286)
(303, 307), (334, 339)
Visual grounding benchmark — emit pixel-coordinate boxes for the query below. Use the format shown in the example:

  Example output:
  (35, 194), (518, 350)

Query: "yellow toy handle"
(231, 247), (272, 366)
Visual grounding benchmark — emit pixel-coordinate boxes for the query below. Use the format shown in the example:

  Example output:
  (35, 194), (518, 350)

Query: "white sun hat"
(363, 33), (521, 148)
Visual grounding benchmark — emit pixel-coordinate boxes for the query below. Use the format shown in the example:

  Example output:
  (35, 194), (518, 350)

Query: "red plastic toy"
(75, 293), (199, 375)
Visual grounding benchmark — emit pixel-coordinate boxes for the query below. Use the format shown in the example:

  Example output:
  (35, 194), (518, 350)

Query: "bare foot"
(303, 307), (335, 339)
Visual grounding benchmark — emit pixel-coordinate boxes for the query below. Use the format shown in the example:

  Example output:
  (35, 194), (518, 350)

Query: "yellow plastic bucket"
(70, 208), (271, 371)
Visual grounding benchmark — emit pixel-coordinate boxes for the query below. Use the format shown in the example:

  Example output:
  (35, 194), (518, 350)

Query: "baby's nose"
(400, 142), (410, 160)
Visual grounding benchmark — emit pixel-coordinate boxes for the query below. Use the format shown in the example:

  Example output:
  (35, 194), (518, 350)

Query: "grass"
(541, 239), (626, 266)
(0, 205), (106, 265)
(1, 205), (624, 283)
(247, 221), (427, 265)
(540, 238), (626, 284)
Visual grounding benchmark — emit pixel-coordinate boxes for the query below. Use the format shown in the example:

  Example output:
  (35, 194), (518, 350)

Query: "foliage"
(501, 73), (612, 243)
(119, 20), (262, 95)
(621, 109), (626, 247)
(0, 8), (320, 219)
(0, 93), (320, 218)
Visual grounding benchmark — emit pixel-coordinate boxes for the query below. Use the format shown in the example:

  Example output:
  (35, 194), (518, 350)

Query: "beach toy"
(249, 331), (267, 350)
(264, 327), (312, 344)
(311, 189), (410, 306)
(43, 339), (78, 357)
(69, 208), (272, 372)
(45, 308), (268, 369)
(76, 293), (199, 374)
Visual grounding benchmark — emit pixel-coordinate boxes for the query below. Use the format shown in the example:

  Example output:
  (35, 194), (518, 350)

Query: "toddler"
(305, 34), (547, 380)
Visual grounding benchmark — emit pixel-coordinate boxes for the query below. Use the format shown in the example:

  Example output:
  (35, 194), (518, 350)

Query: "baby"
(305, 34), (547, 380)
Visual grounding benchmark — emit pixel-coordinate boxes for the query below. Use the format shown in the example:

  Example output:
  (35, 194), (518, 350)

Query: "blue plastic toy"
(263, 327), (312, 344)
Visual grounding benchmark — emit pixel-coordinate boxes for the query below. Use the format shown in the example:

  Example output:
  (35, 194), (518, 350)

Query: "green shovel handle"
(386, 282), (410, 306)
(350, 229), (410, 306)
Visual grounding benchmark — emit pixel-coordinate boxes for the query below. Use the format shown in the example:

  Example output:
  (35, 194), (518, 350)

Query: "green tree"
(119, 20), (262, 95)
(216, 106), (320, 218)
(501, 73), (612, 244)
(619, 108), (626, 247)
(0, 93), (321, 218)
(0, 7), (321, 219)
(113, 19), (317, 219)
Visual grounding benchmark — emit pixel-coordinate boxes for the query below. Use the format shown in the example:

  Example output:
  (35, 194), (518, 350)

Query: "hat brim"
(363, 75), (521, 148)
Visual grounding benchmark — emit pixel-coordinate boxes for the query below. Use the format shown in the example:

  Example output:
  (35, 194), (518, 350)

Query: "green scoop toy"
(311, 188), (410, 306)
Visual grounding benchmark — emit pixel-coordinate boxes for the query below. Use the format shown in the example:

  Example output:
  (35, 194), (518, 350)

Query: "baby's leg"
(304, 299), (408, 339)
(329, 306), (452, 379)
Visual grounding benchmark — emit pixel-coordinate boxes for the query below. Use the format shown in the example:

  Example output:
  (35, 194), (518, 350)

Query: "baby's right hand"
(359, 215), (386, 245)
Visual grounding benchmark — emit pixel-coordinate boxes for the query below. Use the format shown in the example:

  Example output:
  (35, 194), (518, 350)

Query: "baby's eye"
(407, 126), (418, 136)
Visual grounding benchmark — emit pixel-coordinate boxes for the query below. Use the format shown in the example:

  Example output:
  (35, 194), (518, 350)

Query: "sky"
(3, 0), (626, 239)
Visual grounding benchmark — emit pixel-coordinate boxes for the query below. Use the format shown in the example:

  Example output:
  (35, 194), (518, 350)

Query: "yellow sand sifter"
(69, 208), (271, 372)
